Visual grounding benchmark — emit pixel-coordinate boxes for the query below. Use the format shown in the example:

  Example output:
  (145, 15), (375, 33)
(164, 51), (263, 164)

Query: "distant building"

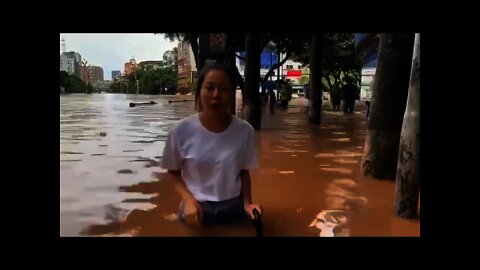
(235, 50), (306, 86)
(355, 33), (378, 103)
(282, 58), (307, 85)
(138, 60), (164, 70)
(163, 49), (178, 67)
(236, 47), (279, 78)
(60, 51), (82, 78)
(60, 55), (74, 74)
(124, 60), (136, 76)
(177, 40), (197, 94)
(90, 66), (104, 81)
(111, 70), (121, 80)
(80, 66), (93, 84)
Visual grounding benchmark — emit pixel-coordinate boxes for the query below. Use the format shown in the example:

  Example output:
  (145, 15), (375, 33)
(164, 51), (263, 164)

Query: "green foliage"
(291, 33), (361, 90)
(60, 71), (92, 93)
(159, 32), (361, 91)
(299, 75), (309, 85)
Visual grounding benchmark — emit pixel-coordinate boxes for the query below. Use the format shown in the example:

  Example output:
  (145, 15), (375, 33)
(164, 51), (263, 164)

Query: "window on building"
(286, 65), (293, 70)
(298, 65), (302, 69)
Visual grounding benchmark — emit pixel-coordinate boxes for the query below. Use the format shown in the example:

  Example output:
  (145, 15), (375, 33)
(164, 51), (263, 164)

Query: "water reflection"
(60, 94), (194, 236)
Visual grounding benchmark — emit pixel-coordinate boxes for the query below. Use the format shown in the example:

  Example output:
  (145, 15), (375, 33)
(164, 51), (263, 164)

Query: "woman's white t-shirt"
(161, 114), (258, 202)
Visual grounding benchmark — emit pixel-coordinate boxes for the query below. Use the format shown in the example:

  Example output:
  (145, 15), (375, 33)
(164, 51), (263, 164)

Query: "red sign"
(210, 33), (225, 53)
(287, 70), (302, 77)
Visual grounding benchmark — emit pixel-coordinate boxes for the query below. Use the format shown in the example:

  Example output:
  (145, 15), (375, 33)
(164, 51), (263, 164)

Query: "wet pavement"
(60, 93), (420, 237)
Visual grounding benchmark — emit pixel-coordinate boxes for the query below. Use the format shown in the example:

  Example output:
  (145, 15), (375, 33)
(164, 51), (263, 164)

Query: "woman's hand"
(184, 198), (202, 227)
(244, 203), (262, 220)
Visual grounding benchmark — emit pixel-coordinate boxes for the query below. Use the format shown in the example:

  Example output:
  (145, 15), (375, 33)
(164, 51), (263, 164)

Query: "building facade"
(124, 61), (136, 76)
(176, 40), (197, 94)
(90, 66), (104, 81)
(163, 49), (178, 67)
(235, 50), (306, 85)
(138, 60), (164, 70)
(60, 51), (82, 78)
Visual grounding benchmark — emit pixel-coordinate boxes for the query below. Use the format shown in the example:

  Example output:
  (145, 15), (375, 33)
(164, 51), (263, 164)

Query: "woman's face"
(200, 70), (232, 113)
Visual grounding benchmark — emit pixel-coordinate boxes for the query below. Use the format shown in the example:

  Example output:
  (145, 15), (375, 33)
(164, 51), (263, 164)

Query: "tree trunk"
(321, 72), (331, 91)
(323, 71), (334, 91)
(351, 68), (361, 82)
(309, 33), (324, 125)
(194, 33), (206, 112)
(233, 63), (245, 100)
(394, 33), (420, 219)
(361, 33), (415, 180)
(225, 52), (237, 116)
(243, 33), (262, 130)
(277, 53), (281, 80)
(333, 71), (341, 89)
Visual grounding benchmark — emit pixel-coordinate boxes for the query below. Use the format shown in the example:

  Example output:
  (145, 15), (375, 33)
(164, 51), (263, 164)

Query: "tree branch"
(332, 70), (341, 88)
(233, 64), (245, 101)
(322, 81), (330, 91)
(262, 50), (291, 82)
(235, 53), (245, 60)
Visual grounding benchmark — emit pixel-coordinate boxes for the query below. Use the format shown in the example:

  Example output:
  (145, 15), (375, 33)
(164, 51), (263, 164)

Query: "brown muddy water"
(60, 93), (419, 237)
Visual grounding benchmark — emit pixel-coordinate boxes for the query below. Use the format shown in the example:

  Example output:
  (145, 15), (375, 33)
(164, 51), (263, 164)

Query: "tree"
(137, 67), (177, 94)
(110, 82), (123, 93)
(260, 33), (310, 84)
(126, 68), (146, 85)
(394, 33), (420, 219)
(299, 75), (309, 85)
(361, 33), (415, 180)
(243, 33), (262, 130)
(163, 33), (199, 70)
(162, 33), (247, 113)
(60, 71), (70, 87)
(309, 33), (324, 125)
(60, 70), (92, 94)
(291, 33), (361, 92)
(160, 32), (312, 124)
(86, 83), (94, 94)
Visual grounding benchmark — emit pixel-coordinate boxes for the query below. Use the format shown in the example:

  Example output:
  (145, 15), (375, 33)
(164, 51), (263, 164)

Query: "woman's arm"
(240, 170), (262, 219)
(240, 170), (252, 205)
(164, 170), (202, 226)
(166, 170), (195, 203)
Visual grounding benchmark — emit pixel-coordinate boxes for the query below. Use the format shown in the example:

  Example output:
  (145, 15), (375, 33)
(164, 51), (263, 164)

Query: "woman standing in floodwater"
(160, 64), (262, 227)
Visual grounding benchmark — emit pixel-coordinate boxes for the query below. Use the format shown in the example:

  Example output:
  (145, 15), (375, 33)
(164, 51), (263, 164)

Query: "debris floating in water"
(309, 210), (348, 237)
(279, 171), (295, 174)
(168, 99), (194, 103)
(129, 101), (157, 107)
(118, 169), (135, 174)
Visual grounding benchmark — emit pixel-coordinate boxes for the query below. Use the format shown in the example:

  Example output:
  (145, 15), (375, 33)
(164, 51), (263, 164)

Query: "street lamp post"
(270, 49), (273, 81)
(136, 76), (139, 95)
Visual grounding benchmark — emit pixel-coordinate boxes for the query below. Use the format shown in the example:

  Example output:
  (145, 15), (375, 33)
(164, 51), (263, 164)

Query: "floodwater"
(60, 93), (419, 237)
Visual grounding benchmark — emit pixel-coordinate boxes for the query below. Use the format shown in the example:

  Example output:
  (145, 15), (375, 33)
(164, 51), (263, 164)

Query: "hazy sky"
(60, 33), (177, 80)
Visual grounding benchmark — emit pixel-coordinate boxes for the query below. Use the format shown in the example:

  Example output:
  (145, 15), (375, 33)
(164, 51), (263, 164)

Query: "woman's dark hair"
(195, 64), (237, 111)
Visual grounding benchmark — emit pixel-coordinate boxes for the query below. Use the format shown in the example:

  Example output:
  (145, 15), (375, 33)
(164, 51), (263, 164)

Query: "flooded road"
(60, 94), (193, 236)
(60, 93), (419, 237)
